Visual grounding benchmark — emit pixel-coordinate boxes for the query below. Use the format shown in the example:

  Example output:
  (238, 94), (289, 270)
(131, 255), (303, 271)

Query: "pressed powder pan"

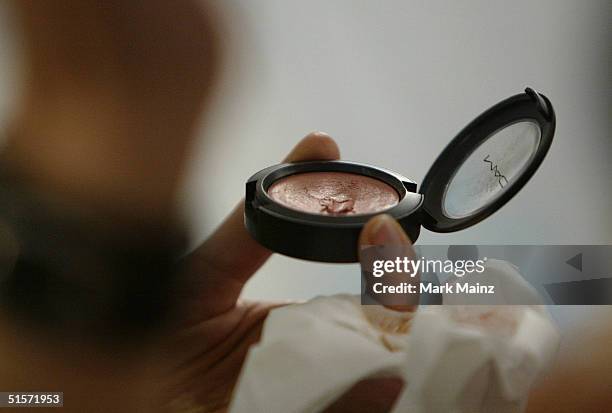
(245, 88), (555, 262)
(267, 171), (400, 215)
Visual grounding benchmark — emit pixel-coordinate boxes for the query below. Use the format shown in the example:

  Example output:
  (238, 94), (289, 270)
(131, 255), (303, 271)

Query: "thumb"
(359, 214), (412, 246)
(358, 214), (419, 312)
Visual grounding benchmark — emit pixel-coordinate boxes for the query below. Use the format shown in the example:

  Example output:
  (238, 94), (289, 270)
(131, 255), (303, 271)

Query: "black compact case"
(245, 88), (555, 262)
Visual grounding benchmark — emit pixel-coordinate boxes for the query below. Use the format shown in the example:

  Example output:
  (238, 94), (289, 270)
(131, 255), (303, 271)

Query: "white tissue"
(229, 260), (560, 413)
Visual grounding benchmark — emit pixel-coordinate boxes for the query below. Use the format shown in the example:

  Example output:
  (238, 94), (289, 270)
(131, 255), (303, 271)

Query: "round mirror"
(442, 120), (541, 219)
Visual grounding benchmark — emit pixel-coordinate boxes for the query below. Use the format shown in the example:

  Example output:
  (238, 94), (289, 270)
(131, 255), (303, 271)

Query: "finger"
(281, 131), (340, 163)
(167, 300), (295, 409)
(322, 377), (404, 413)
(359, 214), (419, 312)
(183, 132), (340, 318)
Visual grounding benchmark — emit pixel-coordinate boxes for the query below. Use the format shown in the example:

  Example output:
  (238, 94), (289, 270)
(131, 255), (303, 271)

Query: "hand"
(162, 132), (414, 413)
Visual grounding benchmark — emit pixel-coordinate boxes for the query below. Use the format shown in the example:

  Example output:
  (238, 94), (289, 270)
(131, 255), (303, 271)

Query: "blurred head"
(5, 0), (222, 225)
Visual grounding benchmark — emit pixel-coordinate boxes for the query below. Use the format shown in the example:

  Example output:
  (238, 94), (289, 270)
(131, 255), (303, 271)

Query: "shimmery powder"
(267, 172), (399, 215)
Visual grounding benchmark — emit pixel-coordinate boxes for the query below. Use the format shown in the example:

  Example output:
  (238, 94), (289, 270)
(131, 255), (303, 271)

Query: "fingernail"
(367, 215), (409, 245)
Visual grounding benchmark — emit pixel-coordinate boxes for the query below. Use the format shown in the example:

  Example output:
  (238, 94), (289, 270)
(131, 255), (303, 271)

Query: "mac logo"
(483, 155), (509, 188)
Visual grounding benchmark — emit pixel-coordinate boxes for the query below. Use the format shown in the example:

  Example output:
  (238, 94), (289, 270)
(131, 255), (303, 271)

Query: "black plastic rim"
(244, 161), (424, 262)
(419, 87), (556, 233)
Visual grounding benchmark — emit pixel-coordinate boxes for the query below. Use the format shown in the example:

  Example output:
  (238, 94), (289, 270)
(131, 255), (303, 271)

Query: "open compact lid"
(419, 87), (555, 233)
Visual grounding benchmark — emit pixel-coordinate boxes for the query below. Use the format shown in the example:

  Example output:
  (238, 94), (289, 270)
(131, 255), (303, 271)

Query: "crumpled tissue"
(229, 260), (560, 413)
